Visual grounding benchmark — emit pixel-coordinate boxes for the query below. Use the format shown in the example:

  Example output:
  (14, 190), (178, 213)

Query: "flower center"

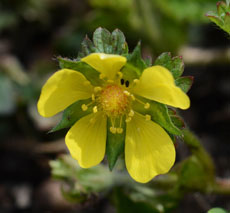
(99, 85), (129, 117)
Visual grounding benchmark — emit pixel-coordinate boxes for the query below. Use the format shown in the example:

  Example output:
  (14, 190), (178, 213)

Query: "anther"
(145, 114), (151, 121)
(144, 102), (150, 109)
(93, 106), (98, 113)
(81, 104), (88, 111)
(92, 94), (95, 101)
(94, 86), (102, 93)
(133, 79), (139, 84)
(110, 127), (117, 134)
(128, 110), (134, 117)
(125, 80), (129, 87)
(99, 74), (105, 79)
(125, 117), (132, 123)
(117, 128), (123, 134)
(84, 80), (91, 86)
(130, 94), (135, 101)
(124, 90), (130, 96)
(107, 79), (114, 83)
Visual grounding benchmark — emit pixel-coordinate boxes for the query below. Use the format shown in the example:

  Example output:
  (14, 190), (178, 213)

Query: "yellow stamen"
(144, 102), (150, 109)
(110, 127), (117, 134)
(128, 110), (134, 117)
(93, 106), (98, 113)
(124, 90), (130, 96)
(130, 94), (135, 101)
(117, 128), (123, 134)
(107, 79), (114, 83)
(125, 117), (132, 123)
(145, 114), (151, 121)
(81, 104), (88, 111)
(92, 94), (95, 101)
(94, 86), (102, 93)
(99, 74), (105, 79)
(133, 79), (139, 84)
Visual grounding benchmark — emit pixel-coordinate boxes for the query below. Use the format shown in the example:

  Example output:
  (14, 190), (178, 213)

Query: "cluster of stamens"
(81, 73), (151, 134)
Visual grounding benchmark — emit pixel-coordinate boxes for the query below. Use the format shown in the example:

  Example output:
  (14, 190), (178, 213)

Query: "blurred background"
(0, 0), (229, 212)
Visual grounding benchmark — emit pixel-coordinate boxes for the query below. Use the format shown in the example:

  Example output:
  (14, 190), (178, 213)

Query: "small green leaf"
(206, 12), (224, 27)
(217, 1), (228, 16)
(77, 35), (96, 59)
(133, 97), (182, 136)
(93, 27), (112, 53)
(106, 118), (125, 171)
(57, 57), (102, 86)
(208, 207), (227, 213)
(224, 12), (230, 33)
(126, 42), (147, 73)
(51, 99), (93, 132)
(111, 29), (128, 54)
(154, 52), (184, 79)
(175, 76), (194, 93)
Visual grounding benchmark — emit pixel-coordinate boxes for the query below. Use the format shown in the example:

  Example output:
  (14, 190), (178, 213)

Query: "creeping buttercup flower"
(38, 53), (190, 183)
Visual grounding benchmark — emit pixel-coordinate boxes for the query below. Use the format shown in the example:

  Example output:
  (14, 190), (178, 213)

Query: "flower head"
(38, 53), (190, 183)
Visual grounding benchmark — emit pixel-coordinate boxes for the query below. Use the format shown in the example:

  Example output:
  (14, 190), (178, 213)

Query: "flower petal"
(81, 53), (127, 80)
(38, 69), (93, 117)
(131, 66), (190, 109)
(125, 112), (176, 183)
(65, 112), (107, 168)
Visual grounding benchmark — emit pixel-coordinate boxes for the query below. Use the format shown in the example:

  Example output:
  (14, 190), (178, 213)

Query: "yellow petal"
(65, 112), (107, 168)
(131, 66), (190, 109)
(37, 69), (93, 117)
(125, 112), (175, 183)
(81, 53), (127, 80)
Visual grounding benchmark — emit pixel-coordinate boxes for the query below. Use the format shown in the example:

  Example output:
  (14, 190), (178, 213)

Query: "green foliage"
(175, 76), (194, 93)
(206, 0), (230, 34)
(77, 27), (128, 59)
(154, 52), (184, 80)
(50, 155), (114, 202)
(208, 208), (228, 213)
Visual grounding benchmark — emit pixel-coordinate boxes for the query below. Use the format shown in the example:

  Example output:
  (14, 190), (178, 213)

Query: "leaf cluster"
(206, 0), (230, 34)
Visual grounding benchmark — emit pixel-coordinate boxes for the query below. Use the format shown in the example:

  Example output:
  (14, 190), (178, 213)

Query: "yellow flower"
(37, 53), (190, 183)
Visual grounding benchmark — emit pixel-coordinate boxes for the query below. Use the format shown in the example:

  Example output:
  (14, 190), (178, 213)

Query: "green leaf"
(113, 188), (160, 213)
(154, 52), (184, 79)
(175, 76), (194, 93)
(106, 118), (125, 171)
(57, 57), (102, 86)
(111, 29), (128, 54)
(51, 99), (93, 132)
(126, 42), (147, 73)
(93, 27), (112, 53)
(224, 12), (230, 33)
(132, 97), (182, 136)
(77, 35), (96, 59)
(208, 208), (228, 213)
(217, 1), (228, 16)
(206, 12), (224, 27)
